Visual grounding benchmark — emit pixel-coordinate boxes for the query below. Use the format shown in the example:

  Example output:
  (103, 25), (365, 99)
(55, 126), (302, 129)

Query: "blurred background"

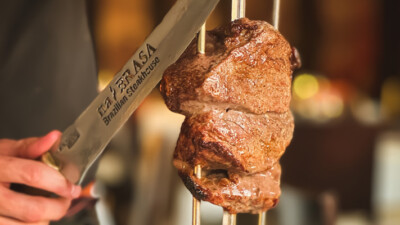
(84, 0), (400, 224)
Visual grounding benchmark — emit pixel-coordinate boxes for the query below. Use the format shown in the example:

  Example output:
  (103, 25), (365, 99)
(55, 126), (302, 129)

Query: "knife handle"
(41, 151), (60, 171)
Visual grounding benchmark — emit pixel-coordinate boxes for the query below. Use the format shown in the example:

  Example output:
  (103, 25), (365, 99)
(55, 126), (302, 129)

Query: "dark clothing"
(0, 0), (98, 139)
(0, 2), (99, 223)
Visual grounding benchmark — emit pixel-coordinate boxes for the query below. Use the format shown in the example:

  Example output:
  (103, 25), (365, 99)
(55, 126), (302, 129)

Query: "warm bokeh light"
(381, 76), (400, 119)
(319, 92), (344, 119)
(293, 73), (319, 99)
(292, 74), (344, 122)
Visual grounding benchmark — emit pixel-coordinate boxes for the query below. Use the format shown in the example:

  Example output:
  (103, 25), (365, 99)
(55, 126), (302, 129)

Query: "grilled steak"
(160, 18), (293, 115)
(173, 109), (294, 174)
(160, 18), (297, 213)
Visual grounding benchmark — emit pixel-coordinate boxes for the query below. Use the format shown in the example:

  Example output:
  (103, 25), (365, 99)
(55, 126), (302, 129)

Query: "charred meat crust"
(178, 170), (213, 201)
(178, 165), (282, 214)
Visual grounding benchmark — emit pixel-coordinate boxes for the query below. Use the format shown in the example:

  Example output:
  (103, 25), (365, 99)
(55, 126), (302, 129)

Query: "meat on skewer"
(160, 18), (299, 214)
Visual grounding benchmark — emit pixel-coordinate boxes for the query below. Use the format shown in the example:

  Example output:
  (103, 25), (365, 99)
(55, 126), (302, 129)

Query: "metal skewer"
(197, 24), (206, 54)
(192, 165), (202, 225)
(220, 1), (246, 225)
(193, 21), (206, 225)
(258, 1), (281, 225)
(272, 0), (281, 29)
(223, 211), (237, 225)
(258, 211), (267, 225)
(231, 0), (246, 21)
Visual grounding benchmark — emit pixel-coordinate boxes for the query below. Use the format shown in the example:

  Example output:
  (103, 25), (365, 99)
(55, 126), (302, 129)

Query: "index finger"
(15, 131), (61, 159)
(0, 131), (61, 159)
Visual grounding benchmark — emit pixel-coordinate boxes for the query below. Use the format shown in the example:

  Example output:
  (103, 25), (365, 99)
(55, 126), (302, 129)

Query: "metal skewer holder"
(192, 0), (281, 224)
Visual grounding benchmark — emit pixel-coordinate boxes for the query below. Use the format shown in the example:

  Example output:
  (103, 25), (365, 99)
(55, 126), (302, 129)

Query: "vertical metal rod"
(197, 24), (206, 54)
(258, 2), (281, 225)
(222, 211), (237, 225)
(222, 1), (247, 225)
(272, 0), (281, 29)
(258, 212), (267, 225)
(231, 0), (246, 21)
(193, 18), (206, 225)
(192, 165), (202, 225)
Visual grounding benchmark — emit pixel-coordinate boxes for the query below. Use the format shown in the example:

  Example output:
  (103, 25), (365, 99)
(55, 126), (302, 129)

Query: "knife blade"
(43, 0), (220, 184)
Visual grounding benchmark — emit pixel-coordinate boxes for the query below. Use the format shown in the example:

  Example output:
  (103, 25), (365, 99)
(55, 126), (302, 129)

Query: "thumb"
(16, 130), (62, 159)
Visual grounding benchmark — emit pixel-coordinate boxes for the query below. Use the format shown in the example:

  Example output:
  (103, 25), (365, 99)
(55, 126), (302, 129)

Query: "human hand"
(0, 131), (81, 225)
